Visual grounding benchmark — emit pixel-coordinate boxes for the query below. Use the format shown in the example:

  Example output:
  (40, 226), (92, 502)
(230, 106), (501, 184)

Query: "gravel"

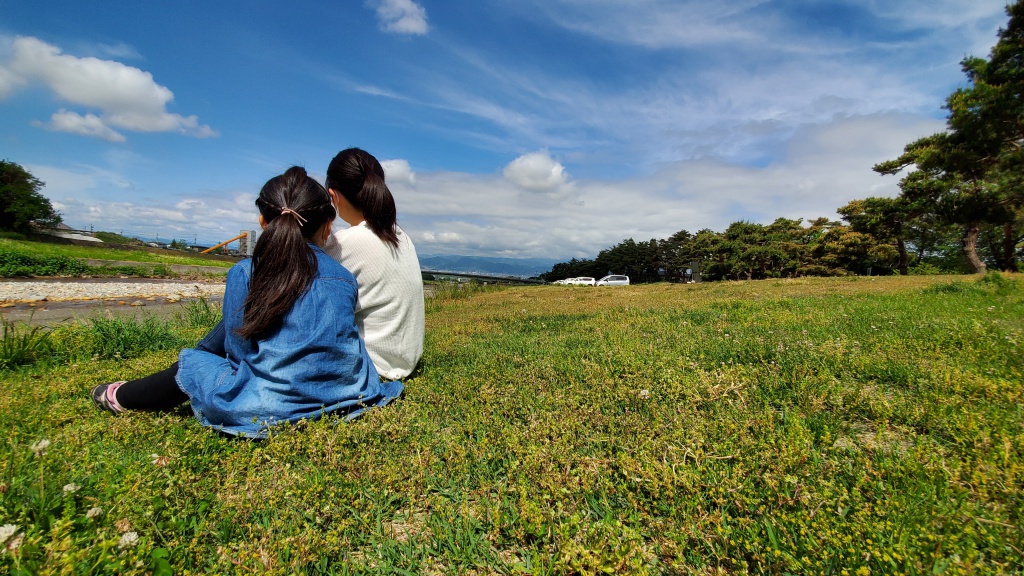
(0, 280), (226, 304)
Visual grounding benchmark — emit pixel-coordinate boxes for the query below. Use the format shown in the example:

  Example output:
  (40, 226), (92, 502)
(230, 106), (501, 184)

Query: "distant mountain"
(418, 254), (558, 278)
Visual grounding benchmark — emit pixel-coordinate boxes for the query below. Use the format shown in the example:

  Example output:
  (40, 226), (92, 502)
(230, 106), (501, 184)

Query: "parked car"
(596, 275), (630, 286)
(569, 277), (596, 286)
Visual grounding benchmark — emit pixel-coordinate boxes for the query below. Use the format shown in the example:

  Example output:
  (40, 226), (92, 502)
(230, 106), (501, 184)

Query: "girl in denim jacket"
(90, 167), (402, 437)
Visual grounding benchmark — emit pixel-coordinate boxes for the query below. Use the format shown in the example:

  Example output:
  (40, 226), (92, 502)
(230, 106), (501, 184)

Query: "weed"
(175, 297), (221, 329)
(0, 320), (51, 370)
(0, 315), (197, 372)
(79, 316), (186, 360)
(979, 269), (1018, 294)
(426, 282), (504, 307)
(922, 280), (969, 294)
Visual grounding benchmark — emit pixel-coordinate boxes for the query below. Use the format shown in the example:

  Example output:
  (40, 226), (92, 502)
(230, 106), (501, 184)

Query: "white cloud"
(0, 36), (217, 140)
(368, 0), (429, 35)
(381, 159), (416, 185)
(52, 192), (258, 242)
(407, 46), (932, 171)
(525, 0), (1005, 54)
(25, 114), (941, 260)
(94, 42), (142, 60)
(389, 113), (942, 258)
(36, 110), (126, 142)
(26, 163), (131, 196)
(353, 84), (407, 99)
(866, 0), (1005, 32)
(25, 162), (257, 242)
(0, 64), (25, 99)
(524, 0), (768, 50)
(502, 151), (570, 192)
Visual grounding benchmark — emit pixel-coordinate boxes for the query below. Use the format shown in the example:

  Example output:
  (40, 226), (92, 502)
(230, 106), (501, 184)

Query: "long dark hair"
(237, 166), (336, 340)
(325, 148), (399, 248)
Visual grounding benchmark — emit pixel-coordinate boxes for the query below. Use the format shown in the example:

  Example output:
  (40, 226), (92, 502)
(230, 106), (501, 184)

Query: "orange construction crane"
(201, 231), (247, 254)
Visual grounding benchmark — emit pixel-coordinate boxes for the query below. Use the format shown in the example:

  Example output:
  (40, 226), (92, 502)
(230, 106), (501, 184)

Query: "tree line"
(544, 2), (1024, 283)
(1, 160), (62, 237)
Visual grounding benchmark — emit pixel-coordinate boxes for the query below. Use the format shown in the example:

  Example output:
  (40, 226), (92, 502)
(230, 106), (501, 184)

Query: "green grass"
(0, 315), (202, 372)
(0, 238), (235, 272)
(1, 275), (1022, 574)
(0, 246), (91, 277)
(92, 232), (141, 245)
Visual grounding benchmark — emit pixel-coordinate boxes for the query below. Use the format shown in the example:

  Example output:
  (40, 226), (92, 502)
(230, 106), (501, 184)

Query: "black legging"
(116, 361), (188, 411)
(116, 321), (227, 411)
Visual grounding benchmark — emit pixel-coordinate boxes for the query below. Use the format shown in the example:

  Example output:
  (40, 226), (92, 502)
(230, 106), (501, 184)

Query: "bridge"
(421, 270), (546, 285)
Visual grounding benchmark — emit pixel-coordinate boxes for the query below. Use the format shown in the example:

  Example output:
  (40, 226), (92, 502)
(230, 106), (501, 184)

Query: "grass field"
(0, 238), (234, 277)
(0, 275), (1021, 574)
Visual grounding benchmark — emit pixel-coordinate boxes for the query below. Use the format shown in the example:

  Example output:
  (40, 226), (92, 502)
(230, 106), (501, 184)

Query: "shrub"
(93, 231), (141, 245)
(922, 280), (969, 294)
(90, 264), (174, 277)
(0, 247), (90, 277)
(978, 269), (1018, 295)
(908, 262), (945, 275)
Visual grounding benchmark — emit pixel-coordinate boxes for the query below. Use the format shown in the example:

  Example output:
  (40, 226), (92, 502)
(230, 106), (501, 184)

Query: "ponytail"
(237, 167), (335, 340)
(326, 148), (400, 249)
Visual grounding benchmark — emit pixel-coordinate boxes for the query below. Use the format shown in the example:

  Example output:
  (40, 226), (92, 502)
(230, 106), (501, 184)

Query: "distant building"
(237, 230), (258, 256)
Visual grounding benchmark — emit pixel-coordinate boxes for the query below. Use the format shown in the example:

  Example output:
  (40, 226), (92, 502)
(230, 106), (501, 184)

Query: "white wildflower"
(0, 524), (21, 555)
(6, 532), (23, 553)
(638, 389), (651, 400)
(118, 531), (139, 549)
(63, 483), (80, 494)
(86, 507), (103, 519)
(0, 524), (18, 545)
(30, 439), (51, 455)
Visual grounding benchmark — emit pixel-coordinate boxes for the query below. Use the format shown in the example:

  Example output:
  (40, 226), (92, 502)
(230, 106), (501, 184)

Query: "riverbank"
(0, 278), (226, 327)
(0, 278), (439, 326)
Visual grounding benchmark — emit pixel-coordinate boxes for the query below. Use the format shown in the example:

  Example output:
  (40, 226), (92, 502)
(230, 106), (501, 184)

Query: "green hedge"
(0, 247), (91, 277)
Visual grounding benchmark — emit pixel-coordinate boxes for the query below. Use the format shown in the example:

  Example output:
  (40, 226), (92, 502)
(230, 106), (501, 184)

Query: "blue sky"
(0, 0), (1010, 258)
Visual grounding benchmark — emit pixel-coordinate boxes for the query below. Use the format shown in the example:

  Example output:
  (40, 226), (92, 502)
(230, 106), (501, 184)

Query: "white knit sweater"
(324, 223), (424, 379)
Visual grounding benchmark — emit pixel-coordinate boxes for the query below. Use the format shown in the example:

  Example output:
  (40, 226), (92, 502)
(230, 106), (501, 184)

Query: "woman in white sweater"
(324, 148), (424, 379)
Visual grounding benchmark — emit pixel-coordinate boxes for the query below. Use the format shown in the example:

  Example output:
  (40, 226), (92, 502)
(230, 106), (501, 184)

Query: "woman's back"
(179, 245), (402, 436)
(325, 222), (424, 379)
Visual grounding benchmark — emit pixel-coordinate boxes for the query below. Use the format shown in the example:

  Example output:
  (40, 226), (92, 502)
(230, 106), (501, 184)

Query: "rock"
(130, 300), (145, 307)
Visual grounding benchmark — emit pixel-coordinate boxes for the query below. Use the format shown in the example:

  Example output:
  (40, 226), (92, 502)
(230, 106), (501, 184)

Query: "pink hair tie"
(279, 207), (307, 225)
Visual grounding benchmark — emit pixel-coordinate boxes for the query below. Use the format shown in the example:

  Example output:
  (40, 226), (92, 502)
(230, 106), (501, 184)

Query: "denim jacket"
(176, 245), (403, 437)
